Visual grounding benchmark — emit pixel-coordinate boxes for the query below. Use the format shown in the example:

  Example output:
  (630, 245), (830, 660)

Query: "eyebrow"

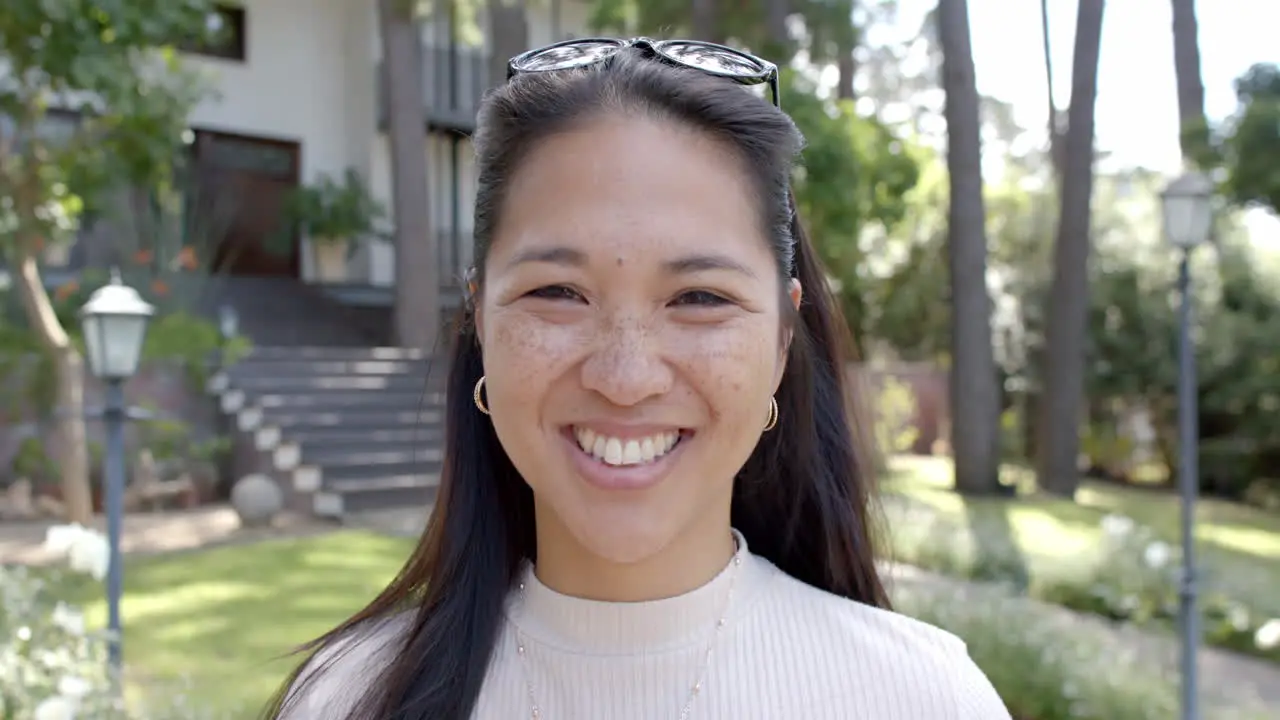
(506, 245), (758, 279)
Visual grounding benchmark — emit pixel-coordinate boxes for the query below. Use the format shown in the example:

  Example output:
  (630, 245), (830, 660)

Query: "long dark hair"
(264, 47), (887, 720)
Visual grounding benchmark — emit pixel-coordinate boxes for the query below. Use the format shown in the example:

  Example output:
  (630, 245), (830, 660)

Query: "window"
(180, 4), (247, 61)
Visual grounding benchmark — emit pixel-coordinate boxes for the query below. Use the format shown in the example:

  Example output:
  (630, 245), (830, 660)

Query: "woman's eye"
(672, 290), (731, 307)
(527, 285), (584, 302)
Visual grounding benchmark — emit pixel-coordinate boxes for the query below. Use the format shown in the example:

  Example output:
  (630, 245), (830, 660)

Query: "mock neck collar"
(507, 529), (761, 654)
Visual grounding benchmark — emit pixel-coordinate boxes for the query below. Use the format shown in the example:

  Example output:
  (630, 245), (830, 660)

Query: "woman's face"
(477, 114), (802, 571)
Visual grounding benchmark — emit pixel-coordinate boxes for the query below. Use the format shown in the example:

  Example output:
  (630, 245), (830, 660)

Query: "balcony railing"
(378, 46), (492, 132)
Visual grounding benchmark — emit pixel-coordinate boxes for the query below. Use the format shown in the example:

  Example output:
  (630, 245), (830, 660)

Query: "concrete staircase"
(211, 346), (446, 517)
(201, 277), (450, 518)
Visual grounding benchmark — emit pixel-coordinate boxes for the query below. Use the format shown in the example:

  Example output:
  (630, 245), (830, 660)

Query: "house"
(22, 0), (590, 337)
(3, 0), (595, 519)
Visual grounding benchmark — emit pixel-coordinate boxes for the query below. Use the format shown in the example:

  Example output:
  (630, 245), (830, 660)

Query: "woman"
(268, 38), (1009, 720)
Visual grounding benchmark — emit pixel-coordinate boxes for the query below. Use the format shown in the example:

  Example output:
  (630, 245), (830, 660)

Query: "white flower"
(33, 696), (77, 720)
(66, 531), (109, 581)
(57, 675), (92, 699)
(1100, 514), (1134, 539)
(44, 524), (89, 555)
(51, 602), (86, 636)
(1255, 618), (1280, 651)
(45, 524), (110, 581)
(1143, 541), (1172, 569)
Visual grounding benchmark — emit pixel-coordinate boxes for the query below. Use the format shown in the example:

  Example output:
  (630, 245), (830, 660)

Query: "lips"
(572, 426), (683, 467)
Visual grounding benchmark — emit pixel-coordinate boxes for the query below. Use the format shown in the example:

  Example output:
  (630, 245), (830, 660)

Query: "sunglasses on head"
(506, 37), (781, 108)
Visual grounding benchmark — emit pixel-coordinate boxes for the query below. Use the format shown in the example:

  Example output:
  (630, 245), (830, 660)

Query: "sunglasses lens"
(659, 41), (768, 77)
(516, 40), (622, 72)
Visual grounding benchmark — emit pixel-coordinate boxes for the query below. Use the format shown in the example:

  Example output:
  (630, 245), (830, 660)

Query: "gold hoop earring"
(473, 376), (490, 416)
(763, 396), (778, 432)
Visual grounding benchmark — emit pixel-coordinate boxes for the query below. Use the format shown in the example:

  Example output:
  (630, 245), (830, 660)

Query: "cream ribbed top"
(285, 533), (1011, 719)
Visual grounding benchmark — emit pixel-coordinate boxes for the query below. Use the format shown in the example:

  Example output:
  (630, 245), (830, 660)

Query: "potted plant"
(284, 168), (387, 282)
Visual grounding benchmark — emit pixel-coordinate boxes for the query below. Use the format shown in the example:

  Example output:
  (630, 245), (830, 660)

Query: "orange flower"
(31, 237), (45, 252)
(151, 279), (169, 297)
(133, 248), (153, 265)
(54, 281), (79, 301)
(176, 245), (198, 270)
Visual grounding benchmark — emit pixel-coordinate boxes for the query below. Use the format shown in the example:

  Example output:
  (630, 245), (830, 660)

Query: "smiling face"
(476, 114), (801, 585)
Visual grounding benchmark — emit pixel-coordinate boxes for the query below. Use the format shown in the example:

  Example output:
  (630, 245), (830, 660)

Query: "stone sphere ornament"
(230, 473), (284, 527)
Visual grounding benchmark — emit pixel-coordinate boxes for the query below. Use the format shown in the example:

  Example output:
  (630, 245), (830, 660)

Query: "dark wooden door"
(190, 131), (301, 277)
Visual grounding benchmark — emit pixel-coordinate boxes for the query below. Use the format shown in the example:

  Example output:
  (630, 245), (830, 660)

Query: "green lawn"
(50, 459), (1278, 715)
(880, 455), (1280, 618)
(76, 531), (413, 717)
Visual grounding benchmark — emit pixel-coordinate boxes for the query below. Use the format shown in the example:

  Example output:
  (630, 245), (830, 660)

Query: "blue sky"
(880, 0), (1279, 241)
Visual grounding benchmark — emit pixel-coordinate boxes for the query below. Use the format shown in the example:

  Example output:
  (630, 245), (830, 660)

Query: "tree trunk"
(1036, 0), (1106, 498)
(1040, 0), (1065, 179)
(764, 0), (790, 58)
(936, 0), (1001, 495)
(1170, 0), (1206, 160)
(379, 0), (438, 350)
(837, 49), (856, 101)
(11, 250), (94, 524)
(487, 0), (529, 88)
(691, 0), (722, 44)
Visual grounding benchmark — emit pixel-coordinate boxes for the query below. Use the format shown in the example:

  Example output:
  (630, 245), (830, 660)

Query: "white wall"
(186, 0), (377, 282)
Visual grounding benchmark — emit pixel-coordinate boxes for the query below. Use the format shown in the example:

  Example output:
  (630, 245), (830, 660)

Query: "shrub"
(1, 526), (219, 719)
(893, 571), (1269, 720)
(882, 494), (1280, 666)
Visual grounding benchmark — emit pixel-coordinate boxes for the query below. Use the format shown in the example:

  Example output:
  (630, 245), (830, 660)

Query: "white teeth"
(574, 427), (682, 467)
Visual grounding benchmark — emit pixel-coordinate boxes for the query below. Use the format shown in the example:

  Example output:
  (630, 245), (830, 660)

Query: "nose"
(579, 317), (674, 407)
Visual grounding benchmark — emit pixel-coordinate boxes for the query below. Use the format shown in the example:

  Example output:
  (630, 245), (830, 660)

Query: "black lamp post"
(78, 269), (154, 674)
(1159, 170), (1214, 720)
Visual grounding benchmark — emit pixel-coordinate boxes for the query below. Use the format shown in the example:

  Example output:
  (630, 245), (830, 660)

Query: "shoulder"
(747, 558), (1010, 719)
(277, 613), (411, 719)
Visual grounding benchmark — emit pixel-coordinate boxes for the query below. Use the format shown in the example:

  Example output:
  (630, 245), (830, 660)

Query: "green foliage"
(1216, 63), (1280, 213)
(896, 580), (1184, 720)
(282, 168), (388, 247)
(781, 69), (920, 345)
(0, 0), (219, 252)
(583, 0), (860, 59)
(882, 469), (1280, 670)
(872, 375), (919, 459)
(1084, 237), (1280, 498)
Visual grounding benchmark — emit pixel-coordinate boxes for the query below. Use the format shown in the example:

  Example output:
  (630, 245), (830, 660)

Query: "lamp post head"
(79, 269), (155, 381)
(1161, 171), (1215, 250)
(218, 304), (239, 340)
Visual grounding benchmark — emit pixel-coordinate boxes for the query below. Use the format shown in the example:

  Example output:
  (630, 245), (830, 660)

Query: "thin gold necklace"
(513, 544), (743, 720)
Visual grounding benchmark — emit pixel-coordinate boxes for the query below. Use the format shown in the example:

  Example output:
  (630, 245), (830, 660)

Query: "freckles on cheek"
(683, 328), (777, 424)
(489, 313), (588, 387)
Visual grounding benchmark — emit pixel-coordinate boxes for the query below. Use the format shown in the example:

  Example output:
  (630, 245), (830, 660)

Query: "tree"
(1036, 0), (1106, 498)
(1040, 0), (1065, 178)
(935, 0), (1001, 494)
(1218, 64), (1280, 213)
(0, 0), (216, 524)
(379, 0), (438, 350)
(487, 0), (529, 86)
(1170, 0), (1208, 161)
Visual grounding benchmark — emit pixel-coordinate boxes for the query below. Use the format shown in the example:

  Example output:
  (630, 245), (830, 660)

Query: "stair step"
(290, 427), (442, 449)
(229, 360), (433, 378)
(255, 392), (445, 410)
(262, 408), (444, 429)
(245, 346), (427, 362)
(321, 458), (442, 481)
(232, 375), (429, 392)
(317, 474), (441, 515)
(304, 446), (443, 467)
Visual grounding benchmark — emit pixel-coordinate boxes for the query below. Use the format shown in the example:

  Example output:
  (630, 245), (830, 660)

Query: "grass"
(38, 461), (1276, 716)
(880, 454), (1280, 624)
(73, 531), (413, 717)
